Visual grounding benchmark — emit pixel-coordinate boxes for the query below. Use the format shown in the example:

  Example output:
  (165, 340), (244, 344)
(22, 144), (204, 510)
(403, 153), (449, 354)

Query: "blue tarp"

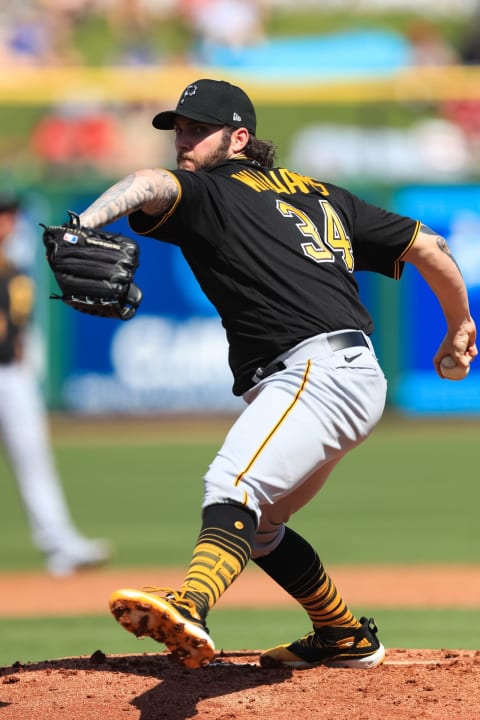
(196, 30), (412, 79)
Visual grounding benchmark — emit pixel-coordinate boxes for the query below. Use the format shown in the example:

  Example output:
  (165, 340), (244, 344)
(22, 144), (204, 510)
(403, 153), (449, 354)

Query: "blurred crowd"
(0, 0), (479, 180)
(0, 0), (268, 67)
(0, 0), (269, 177)
(1, 0), (478, 68)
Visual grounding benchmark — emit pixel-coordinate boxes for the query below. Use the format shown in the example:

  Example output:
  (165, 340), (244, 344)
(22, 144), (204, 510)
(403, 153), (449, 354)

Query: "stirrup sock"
(181, 503), (255, 618)
(254, 526), (358, 629)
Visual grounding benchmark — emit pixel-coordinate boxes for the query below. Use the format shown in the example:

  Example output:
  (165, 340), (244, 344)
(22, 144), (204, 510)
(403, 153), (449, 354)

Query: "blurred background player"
(0, 192), (112, 576)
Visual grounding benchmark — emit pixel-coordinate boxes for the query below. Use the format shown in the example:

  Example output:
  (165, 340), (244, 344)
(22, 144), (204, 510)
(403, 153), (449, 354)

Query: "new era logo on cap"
(152, 79), (256, 135)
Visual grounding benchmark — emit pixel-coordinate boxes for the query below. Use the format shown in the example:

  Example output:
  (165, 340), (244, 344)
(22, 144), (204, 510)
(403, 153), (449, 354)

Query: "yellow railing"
(1, 65), (480, 105)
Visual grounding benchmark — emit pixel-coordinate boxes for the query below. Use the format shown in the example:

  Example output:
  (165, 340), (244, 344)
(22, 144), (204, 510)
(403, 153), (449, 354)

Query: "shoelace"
(297, 631), (346, 649)
(299, 625), (360, 649)
(140, 586), (200, 617)
(297, 631), (323, 648)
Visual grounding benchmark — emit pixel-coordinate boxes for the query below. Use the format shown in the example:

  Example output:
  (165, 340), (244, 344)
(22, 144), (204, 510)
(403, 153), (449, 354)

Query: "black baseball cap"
(152, 79), (256, 135)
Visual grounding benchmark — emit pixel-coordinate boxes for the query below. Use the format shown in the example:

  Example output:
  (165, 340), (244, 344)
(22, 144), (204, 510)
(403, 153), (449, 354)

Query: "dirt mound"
(1, 648), (480, 720)
(2, 565), (479, 718)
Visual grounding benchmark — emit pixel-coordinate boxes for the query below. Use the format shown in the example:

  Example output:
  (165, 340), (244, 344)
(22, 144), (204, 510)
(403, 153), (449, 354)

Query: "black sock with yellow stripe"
(180, 503), (256, 620)
(254, 526), (359, 629)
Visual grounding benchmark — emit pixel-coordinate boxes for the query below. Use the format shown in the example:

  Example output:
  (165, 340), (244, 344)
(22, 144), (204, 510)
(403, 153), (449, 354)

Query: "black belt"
(251, 331), (369, 384)
(327, 330), (368, 352)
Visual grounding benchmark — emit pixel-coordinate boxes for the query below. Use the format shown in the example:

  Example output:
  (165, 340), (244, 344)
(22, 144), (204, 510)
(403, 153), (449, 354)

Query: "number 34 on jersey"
(276, 199), (354, 273)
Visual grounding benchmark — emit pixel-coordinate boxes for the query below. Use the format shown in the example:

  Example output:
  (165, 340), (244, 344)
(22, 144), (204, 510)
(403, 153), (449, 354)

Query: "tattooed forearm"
(79, 175), (140, 228)
(420, 223), (462, 274)
(141, 170), (179, 215)
(79, 169), (179, 229)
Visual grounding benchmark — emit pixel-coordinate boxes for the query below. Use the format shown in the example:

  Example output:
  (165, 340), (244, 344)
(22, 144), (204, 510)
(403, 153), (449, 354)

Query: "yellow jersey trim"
(131, 170), (182, 235)
(393, 220), (421, 280)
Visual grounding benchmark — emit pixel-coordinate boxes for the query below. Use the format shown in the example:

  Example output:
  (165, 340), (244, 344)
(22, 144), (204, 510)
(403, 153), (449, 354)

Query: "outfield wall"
(20, 177), (477, 417)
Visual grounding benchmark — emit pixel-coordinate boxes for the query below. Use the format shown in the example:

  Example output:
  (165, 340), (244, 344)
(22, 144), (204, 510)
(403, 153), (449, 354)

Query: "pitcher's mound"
(1, 648), (479, 720)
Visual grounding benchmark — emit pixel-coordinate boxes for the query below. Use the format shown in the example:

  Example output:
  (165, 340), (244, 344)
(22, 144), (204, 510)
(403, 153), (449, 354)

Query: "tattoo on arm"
(80, 169), (179, 228)
(141, 170), (179, 216)
(420, 223), (462, 274)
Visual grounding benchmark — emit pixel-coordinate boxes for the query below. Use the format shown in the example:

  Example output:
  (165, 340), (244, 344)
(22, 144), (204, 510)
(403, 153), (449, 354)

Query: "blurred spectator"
(439, 8), (480, 163)
(30, 104), (123, 177)
(29, 101), (171, 178)
(289, 118), (471, 183)
(109, 102), (175, 173)
(0, 192), (112, 575)
(103, 0), (160, 65)
(178, 0), (268, 64)
(459, 29), (480, 64)
(405, 19), (458, 66)
(458, 5), (480, 64)
(0, 2), (82, 66)
(441, 97), (480, 167)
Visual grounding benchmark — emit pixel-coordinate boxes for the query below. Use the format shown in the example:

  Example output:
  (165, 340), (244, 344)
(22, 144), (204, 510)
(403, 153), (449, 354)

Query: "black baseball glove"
(41, 211), (142, 320)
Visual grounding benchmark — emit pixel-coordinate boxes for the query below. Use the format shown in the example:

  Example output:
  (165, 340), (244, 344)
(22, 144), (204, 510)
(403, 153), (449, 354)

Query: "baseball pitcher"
(42, 79), (477, 667)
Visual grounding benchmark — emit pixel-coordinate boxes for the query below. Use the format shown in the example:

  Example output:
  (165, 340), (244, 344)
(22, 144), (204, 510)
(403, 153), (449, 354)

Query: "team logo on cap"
(180, 84), (198, 104)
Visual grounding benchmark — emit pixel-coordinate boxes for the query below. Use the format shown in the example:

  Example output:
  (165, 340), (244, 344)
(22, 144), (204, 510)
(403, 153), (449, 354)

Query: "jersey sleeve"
(128, 169), (216, 245)
(347, 191), (420, 279)
(128, 170), (183, 239)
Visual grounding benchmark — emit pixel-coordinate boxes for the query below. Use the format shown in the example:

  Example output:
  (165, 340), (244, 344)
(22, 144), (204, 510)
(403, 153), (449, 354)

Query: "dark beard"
(177, 128), (233, 171)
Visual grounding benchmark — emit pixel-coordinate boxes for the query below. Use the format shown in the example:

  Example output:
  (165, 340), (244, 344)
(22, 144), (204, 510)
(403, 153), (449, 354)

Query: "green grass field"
(1, 608), (478, 668)
(0, 413), (479, 666)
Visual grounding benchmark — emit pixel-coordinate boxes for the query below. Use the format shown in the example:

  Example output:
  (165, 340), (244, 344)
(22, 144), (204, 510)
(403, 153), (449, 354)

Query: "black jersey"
(0, 259), (33, 364)
(129, 158), (419, 395)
